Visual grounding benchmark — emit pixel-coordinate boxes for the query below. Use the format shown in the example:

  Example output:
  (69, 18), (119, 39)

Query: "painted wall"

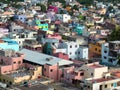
(36, 20), (48, 31)
(89, 43), (101, 55)
(44, 64), (62, 81)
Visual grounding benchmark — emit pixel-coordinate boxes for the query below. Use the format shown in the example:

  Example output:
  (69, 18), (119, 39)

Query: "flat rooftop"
(20, 49), (73, 66)
(109, 41), (120, 44)
(7, 69), (31, 78)
(89, 77), (116, 83)
(89, 64), (103, 68)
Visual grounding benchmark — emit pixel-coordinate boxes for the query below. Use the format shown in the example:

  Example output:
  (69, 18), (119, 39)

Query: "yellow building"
(46, 30), (54, 35)
(0, 66), (42, 85)
(89, 40), (105, 57)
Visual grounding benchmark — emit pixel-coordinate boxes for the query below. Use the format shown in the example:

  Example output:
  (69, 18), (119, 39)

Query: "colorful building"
(20, 49), (73, 82)
(48, 5), (58, 13)
(89, 40), (105, 58)
(23, 39), (42, 52)
(35, 20), (48, 31)
(0, 49), (42, 85)
(102, 41), (120, 66)
(46, 33), (62, 40)
(73, 24), (85, 35)
(0, 38), (19, 51)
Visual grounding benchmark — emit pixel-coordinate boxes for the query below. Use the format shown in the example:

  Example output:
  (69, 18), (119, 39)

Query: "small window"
(80, 72), (84, 76)
(13, 62), (16, 64)
(50, 69), (53, 72)
(44, 68), (46, 71)
(75, 52), (77, 54)
(69, 58), (72, 60)
(78, 51), (80, 54)
(70, 45), (72, 48)
(69, 52), (72, 55)
(111, 83), (113, 86)
(99, 50), (101, 52)
(91, 73), (93, 76)
(104, 50), (107, 53)
(105, 84), (107, 88)
(95, 48), (97, 51)
(75, 45), (77, 48)
(18, 61), (21, 64)
(104, 56), (107, 59)
(52, 43), (55, 45)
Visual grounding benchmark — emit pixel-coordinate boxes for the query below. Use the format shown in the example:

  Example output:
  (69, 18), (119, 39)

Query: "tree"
(48, 0), (65, 4)
(36, 3), (46, 12)
(108, 26), (120, 41)
(76, 0), (94, 6)
(107, 6), (113, 12)
(42, 42), (53, 55)
(72, 5), (79, 11)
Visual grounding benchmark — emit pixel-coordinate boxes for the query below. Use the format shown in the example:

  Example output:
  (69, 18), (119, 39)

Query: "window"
(13, 62), (16, 64)
(99, 50), (101, 52)
(78, 51), (80, 54)
(104, 50), (107, 53)
(111, 83), (113, 87)
(80, 72), (84, 76)
(75, 52), (77, 54)
(91, 73), (93, 76)
(61, 74), (64, 77)
(52, 43), (55, 45)
(44, 68), (46, 71)
(75, 45), (77, 48)
(105, 84), (107, 88)
(95, 48), (97, 51)
(100, 85), (102, 90)
(104, 56), (107, 59)
(3, 79), (5, 82)
(50, 69), (53, 72)
(69, 52), (72, 55)
(18, 61), (21, 64)
(70, 45), (72, 48)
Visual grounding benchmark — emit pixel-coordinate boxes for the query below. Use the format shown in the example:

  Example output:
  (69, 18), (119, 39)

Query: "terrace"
(89, 77), (116, 83)
(6, 67), (35, 78)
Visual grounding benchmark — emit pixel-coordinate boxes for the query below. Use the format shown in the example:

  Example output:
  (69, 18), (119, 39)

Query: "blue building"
(14, 15), (26, 22)
(36, 20), (48, 31)
(71, 22), (85, 35)
(0, 38), (19, 51)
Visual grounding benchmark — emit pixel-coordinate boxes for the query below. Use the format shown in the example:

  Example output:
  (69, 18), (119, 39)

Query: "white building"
(82, 28), (97, 37)
(55, 41), (88, 60)
(56, 14), (71, 23)
(8, 30), (37, 49)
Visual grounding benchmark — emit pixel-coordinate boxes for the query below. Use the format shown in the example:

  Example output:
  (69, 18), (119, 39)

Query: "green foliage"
(1, 0), (23, 4)
(76, 0), (94, 6)
(48, 0), (65, 4)
(72, 5), (79, 10)
(36, 3), (46, 12)
(42, 42), (48, 54)
(107, 6), (113, 11)
(108, 27), (120, 41)
(62, 35), (67, 40)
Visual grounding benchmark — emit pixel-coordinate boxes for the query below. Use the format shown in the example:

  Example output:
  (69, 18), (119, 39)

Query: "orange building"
(89, 40), (105, 58)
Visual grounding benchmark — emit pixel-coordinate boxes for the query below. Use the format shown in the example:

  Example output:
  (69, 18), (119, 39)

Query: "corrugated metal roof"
(20, 49), (73, 66)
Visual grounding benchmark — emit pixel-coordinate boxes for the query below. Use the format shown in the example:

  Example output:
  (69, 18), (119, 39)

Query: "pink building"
(48, 6), (58, 13)
(0, 49), (24, 74)
(46, 33), (62, 40)
(44, 64), (62, 81)
(23, 39), (42, 52)
(62, 66), (85, 84)
(53, 52), (69, 60)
